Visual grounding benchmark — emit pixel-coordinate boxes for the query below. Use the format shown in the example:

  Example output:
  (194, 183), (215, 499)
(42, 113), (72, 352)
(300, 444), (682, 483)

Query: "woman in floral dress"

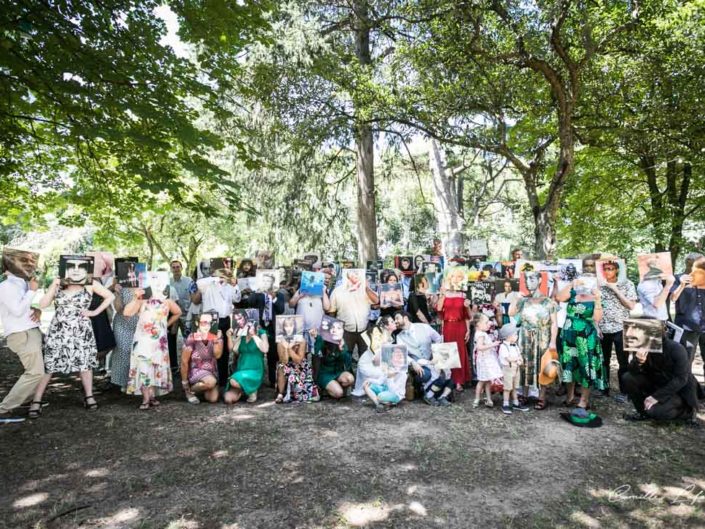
(275, 333), (319, 403)
(30, 273), (114, 417)
(123, 287), (182, 409)
(509, 271), (558, 410)
(556, 278), (606, 411)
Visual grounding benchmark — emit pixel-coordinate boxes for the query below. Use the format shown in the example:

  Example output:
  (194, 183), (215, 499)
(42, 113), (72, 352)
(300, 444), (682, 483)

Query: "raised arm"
(123, 290), (145, 317)
(38, 278), (61, 309)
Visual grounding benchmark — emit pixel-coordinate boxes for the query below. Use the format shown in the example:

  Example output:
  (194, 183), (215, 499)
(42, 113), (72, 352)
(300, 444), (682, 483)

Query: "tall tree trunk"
(667, 161), (691, 266)
(353, 0), (377, 263)
(428, 139), (465, 256)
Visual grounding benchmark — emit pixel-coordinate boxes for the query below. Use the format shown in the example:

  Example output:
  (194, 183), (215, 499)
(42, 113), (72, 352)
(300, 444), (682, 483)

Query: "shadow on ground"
(1, 347), (704, 529)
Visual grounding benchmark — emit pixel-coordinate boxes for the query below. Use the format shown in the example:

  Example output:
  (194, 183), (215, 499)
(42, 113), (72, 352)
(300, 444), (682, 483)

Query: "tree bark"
(428, 139), (465, 256)
(353, 0), (378, 263)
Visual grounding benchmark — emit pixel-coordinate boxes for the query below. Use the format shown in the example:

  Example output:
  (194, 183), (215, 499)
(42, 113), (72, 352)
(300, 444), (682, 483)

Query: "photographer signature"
(608, 484), (705, 505)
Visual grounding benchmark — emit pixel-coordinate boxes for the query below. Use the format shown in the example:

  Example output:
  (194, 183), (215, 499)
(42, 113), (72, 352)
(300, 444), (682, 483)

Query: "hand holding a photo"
(134, 288), (145, 299)
(680, 274), (692, 285)
(635, 350), (648, 364)
(644, 395), (658, 411)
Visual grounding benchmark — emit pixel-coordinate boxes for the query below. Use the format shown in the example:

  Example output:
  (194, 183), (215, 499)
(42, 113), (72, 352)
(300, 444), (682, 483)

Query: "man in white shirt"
(328, 277), (379, 357)
(0, 267), (44, 423)
(197, 272), (241, 386)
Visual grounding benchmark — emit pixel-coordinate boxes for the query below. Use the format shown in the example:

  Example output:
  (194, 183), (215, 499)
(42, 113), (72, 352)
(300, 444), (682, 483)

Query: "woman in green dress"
(224, 322), (269, 404)
(556, 277), (606, 411)
(312, 327), (354, 399)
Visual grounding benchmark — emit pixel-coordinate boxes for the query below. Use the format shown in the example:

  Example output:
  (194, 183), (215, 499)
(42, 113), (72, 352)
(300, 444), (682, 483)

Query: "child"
(497, 323), (530, 414)
(473, 313), (503, 408)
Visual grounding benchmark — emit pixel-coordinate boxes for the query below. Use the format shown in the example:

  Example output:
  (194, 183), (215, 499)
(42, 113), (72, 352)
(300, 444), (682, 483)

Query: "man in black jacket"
(622, 319), (700, 423)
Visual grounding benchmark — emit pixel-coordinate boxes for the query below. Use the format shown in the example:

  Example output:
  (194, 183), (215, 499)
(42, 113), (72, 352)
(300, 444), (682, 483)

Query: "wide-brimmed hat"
(538, 348), (561, 386)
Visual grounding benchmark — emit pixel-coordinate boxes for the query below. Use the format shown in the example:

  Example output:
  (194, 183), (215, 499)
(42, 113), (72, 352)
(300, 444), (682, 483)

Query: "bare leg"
(579, 387), (591, 408)
(203, 387), (220, 403)
(363, 381), (379, 406)
(474, 381), (484, 403)
(326, 380), (344, 399)
(28, 373), (53, 415)
(566, 382), (575, 403)
(275, 366), (286, 402)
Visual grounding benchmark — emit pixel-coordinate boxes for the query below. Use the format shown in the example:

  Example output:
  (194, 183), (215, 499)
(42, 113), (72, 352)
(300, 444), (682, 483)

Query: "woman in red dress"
(437, 287), (471, 391)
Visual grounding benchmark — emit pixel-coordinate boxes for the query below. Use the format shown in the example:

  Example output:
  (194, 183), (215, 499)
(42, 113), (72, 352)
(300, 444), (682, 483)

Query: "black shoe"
(423, 396), (440, 407)
(623, 412), (648, 422)
(437, 396), (451, 407)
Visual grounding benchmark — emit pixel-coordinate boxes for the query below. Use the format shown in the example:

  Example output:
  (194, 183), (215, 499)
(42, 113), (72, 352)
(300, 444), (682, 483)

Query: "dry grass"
(1, 347), (704, 529)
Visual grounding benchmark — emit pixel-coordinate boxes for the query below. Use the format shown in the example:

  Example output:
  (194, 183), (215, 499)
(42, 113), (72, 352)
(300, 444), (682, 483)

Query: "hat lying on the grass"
(560, 408), (603, 428)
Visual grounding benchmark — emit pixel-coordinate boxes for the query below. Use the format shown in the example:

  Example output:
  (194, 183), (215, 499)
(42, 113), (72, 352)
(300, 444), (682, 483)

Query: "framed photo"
(366, 270), (379, 292)
(196, 258), (212, 279)
(135, 263), (148, 289)
(665, 321), (684, 344)
(255, 269), (280, 292)
(237, 277), (257, 291)
(275, 315), (304, 343)
(255, 250), (275, 270)
(300, 271), (325, 297)
(422, 260), (442, 274)
(424, 272), (441, 294)
(231, 309), (249, 332)
(86, 252), (114, 279)
(245, 308), (260, 324)
(379, 283), (403, 308)
(339, 259), (356, 269)
(341, 268), (366, 293)
(319, 315), (345, 344)
(59, 255), (94, 286)
(467, 239), (488, 258)
(210, 257), (235, 278)
(494, 278), (519, 296)
(442, 266), (468, 292)
(519, 271), (550, 296)
(116, 261), (140, 288)
(146, 271), (169, 297)
(413, 254), (429, 273)
(381, 344), (408, 374)
(624, 318), (664, 353)
(302, 253), (321, 267)
(1, 248), (40, 281)
(394, 255), (415, 276)
(557, 259), (582, 282)
(514, 259), (542, 276)
(293, 259), (313, 272)
(637, 252), (672, 281)
(431, 342), (461, 370)
(192, 310), (220, 335)
(469, 280), (495, 305)
(596, 258), (627, 284)
(574, 275), (598, 296)
(366, 259), (384, 272)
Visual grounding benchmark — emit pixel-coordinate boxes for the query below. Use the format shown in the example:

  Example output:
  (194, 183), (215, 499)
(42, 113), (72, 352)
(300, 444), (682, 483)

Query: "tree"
(1, 0), (269, 227)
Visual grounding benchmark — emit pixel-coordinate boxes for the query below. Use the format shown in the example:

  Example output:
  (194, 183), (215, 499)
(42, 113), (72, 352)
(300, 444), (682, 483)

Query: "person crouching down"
(364, 345), (407, 413)
(497, 323), (530, 415)
(224, 320), (269, 404)
(180, 311), (222, 404)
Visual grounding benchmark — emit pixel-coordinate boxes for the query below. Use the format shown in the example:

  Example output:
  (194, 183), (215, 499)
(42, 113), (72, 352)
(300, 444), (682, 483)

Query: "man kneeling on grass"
(394, 311), (453, 406)
(622, 317), (700, 425)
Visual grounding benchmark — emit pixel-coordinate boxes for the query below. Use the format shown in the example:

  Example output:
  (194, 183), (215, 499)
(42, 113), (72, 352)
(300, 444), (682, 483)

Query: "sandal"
(562, 398), (579, 407)
(275, 394), (284, 404)
(149, 398), (160, 407)
(455, 384), (464, 393)
(28, 401), (43, 419)
(83, 395), (99, 411)
(534, 399), (548, 410)
(139, 402), (150, 410)
(185, 392), (200, 405)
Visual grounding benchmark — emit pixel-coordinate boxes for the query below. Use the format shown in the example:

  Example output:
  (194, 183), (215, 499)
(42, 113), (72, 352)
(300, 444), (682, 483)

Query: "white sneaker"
(247, 392), (257, 403)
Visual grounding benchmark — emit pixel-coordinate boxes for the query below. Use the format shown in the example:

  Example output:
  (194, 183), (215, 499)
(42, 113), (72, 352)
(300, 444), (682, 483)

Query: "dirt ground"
(1, 346), (704, 529)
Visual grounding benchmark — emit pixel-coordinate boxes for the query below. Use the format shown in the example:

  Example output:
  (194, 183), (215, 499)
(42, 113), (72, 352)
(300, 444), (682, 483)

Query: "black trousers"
(217, 317), (231, 387)
(622, 371), (692, 421)
(266, 322), (277, 386)
(167, 317), (189, 370)
(601, 330), (628, 394)
(343, 330), (368, 359)
(681, 330), (703, 367)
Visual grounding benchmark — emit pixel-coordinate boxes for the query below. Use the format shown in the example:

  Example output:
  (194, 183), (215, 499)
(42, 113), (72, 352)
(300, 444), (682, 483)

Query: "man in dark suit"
(622, 318), (700, 424)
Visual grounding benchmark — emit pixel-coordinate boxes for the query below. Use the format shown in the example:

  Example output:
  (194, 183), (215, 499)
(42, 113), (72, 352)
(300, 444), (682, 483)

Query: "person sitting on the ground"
(364, 343), (407, 413)
(313, 327), (354, 399)
(351, 315), (395, 397)
(224, 320), (269, 404)
(181, 311), (222, 404)
(622, 317), (700, 424)
(394, 311), (451, 406)
(275, 330), (318, 403)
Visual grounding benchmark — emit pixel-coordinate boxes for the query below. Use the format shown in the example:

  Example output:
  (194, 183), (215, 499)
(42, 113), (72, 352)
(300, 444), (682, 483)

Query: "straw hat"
(538, 348), (561, 386)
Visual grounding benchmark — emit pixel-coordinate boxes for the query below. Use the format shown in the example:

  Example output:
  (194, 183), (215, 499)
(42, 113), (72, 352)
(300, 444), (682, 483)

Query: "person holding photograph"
(379, 269), (404, 317)
(123, 287), (182, 409)
(363, 344), (407, 413)
(408, 275), (432, 324)
(224, 321), (269, 404)
(352, 315), (395, 397)
(289, 284), (331, 353)
(275, 330), (318, 403)
(313, 328), (354, 399)
(328, 273), (379, 358)
(598, 259), (637, 402)
(555, 276), (607, 412)
(28, 275), (115, 417)
(508, 271), (558, 409)
(180, 311), (222, 404)
(671, 256), (705, 366)
(622, 317), (700, 424)
(197, 271), (241, 386)
(436, 286), (471, 392)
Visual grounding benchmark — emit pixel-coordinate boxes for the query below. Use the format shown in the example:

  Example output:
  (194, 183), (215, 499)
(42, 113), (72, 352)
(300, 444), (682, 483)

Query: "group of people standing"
(0, 247), (702, 426)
